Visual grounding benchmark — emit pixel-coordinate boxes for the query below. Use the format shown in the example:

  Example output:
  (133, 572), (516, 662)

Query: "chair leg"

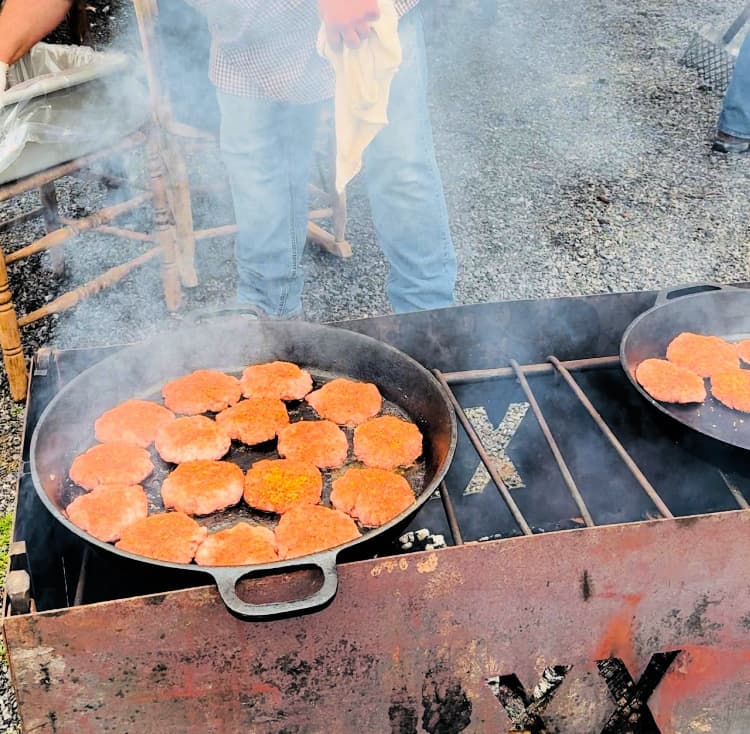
(40, 183), (66, 276)
(333, 189), (347, 245)
(163, 135), (199, 287)
(146, 134), (182, 312)
(0, 253), (27, 400)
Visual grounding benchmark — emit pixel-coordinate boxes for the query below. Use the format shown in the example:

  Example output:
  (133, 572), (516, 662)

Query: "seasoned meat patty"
(215, 397), (289, 445)
(194, 522), (278, 566)
(155, 415), (231, 463)
(161, 460), (245, 516)
(94, 399), (176, 447)
(331, 467), (415, 527)
(162, 369), (242, 415)
(275, 505), (361, 559)
(666, 332), (739, 378)
(69, 441), (154, 490)
(353, 415), (423, 470)
(244, 458), (322, 514)
(115, 512), (208, 563)
(736, 339), (750, 366)
(711, 370), (750, 412)
(65, 484), (148, 542)
(240, 361), (313, 401)
(277, 420), (349, 469)
(305, 377), (382, 426)
(635, 358), (707, 404)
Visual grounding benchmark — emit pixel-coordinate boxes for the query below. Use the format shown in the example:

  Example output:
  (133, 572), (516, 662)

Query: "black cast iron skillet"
(30, 316), (457, 619)
(621, 282), (750, 450)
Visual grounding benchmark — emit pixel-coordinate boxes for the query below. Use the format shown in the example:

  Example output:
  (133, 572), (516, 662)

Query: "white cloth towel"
(317, 0), (402, 193)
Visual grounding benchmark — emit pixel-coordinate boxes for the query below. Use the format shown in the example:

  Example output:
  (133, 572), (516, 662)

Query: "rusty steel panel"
(5, 510), (750, 734)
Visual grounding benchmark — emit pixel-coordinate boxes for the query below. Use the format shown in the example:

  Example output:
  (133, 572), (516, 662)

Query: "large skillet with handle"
(620, 282), (750, 450)
(30, 316), (457, 619)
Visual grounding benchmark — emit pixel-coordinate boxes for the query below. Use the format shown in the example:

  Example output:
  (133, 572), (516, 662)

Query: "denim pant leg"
(719, 32), (750, 138)
(217, 91), (321, 317)
(362, 8), (457, 314)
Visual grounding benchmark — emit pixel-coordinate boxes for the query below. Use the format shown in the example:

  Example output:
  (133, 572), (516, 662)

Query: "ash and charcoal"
(3, 0), (750, 729)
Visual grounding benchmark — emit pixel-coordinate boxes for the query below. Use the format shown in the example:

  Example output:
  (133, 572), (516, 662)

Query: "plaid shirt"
(185, 0), (419, 103)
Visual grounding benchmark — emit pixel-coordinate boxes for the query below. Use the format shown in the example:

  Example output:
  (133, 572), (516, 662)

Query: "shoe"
(712, 131), (750, 153)
(236, 303), (307, 321)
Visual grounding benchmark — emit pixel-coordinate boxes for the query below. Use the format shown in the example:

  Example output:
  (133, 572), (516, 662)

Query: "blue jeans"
(719, 32), (750, 138)
(217, 8), (456, 317)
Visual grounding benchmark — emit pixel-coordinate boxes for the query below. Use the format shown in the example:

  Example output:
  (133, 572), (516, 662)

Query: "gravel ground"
(2, 0), (750, 727)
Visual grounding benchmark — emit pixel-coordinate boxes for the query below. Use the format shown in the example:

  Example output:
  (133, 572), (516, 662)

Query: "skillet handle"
(209, 553), (339, 619)
(653, 282), (740, 307)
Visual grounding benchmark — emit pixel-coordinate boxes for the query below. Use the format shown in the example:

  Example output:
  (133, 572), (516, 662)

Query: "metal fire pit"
(4, 289), (750, 733)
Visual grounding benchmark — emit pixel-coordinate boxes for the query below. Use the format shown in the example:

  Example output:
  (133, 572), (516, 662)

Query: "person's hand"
(0, 61), (8, 93)
(318, 0), (380, 52)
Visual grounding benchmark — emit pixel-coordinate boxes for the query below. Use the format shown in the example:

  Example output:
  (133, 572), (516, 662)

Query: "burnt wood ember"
(5, 288), (750, 732)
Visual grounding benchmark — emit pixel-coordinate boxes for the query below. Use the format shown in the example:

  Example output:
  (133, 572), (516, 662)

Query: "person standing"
(186, 0), (457, 318)
(714, 32), (750, 153)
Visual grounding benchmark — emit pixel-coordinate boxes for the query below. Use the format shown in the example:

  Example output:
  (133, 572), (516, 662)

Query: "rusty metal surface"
(6, 509), (750, 733)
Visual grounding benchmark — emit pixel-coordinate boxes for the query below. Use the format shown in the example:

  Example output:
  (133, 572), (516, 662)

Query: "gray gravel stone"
(2, 0), (749, 727)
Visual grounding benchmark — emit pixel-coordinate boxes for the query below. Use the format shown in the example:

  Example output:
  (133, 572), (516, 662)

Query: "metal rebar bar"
(437, 481), (464, 545)
(433, 369), (533, 536)
(509, 360), (595, 527)
(73, 546), (90, 606)
(442, 355), (620, 385)
(719, 471), (750, 510)
(548, 356), (674, 519)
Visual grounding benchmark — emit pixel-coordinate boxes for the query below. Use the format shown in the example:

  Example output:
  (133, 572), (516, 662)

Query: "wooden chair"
(0, 11), (185, 400)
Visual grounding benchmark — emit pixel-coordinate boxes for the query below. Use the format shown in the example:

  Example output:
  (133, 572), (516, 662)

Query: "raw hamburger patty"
(353, 415), (423, 469)
(710, 370), (750, 412)
(70, 441), (154, 490)
(331, 467), (415, 527)
(94, 399), (176, 447)
(666, 332), (739, 378)
(277, 420), (349, 468)
(215, 397), (289, 445)
(736, 339), (750, 365)
(240, 361), (313, 401)
(162, 369), (242, 415)
(155, 415), (231, 463)
(244, 458), (322, 514)
(635, 358), (707, 404)
(115, 511), (208, 563)
(305, 378), (382, 426)
(161, 460), (245, 515)
(65, 484), (148, 542)
(194, 522), (278, 566)
(275, 505), (361, 559)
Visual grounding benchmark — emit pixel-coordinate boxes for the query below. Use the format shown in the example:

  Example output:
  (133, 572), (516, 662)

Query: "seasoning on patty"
(155, 415), (231, 463)
(162, 369), (242, 415)
(305, 377), (382, 426)
(277, 420), (349, 469)
(240, 361), (313, 401)
(244, 458), (322, 514)
(635, 358), (707, 404)
(70, 441), (154, 490)
(666, 332), (738, 378)
(161, 460), (245, 516)
(215, 397), (289, 445)
(65, 484), (148, 542)
(331, 466), (415, 527)
(194, 522), (279, 566)
(275, 505), (361, 559)
(94, 399), (175, 447)
(710, 369), (750, 412)
(353, 415), (423, 470)
(115, 512), (208, 563)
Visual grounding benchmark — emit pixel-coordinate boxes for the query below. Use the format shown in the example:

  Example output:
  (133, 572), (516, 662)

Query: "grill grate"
(682, 33), (735, 93)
